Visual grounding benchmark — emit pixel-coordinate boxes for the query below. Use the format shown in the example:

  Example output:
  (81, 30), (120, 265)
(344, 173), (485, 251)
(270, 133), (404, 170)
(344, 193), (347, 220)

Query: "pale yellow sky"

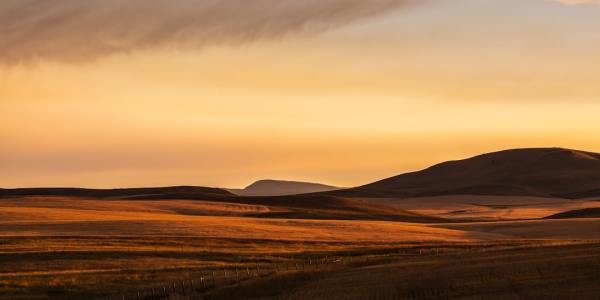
(1, 0), (600, 188)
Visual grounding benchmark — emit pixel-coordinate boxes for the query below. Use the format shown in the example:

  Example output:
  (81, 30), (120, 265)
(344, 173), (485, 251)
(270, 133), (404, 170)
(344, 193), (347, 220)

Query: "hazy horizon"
(2, 0), (600, 188)
(1, 146), (598, 190)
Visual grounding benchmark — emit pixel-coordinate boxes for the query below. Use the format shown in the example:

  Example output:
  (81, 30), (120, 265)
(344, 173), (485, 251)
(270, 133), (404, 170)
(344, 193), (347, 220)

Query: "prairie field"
(372, 195), (600, 221)
(2, 196), (600, 299)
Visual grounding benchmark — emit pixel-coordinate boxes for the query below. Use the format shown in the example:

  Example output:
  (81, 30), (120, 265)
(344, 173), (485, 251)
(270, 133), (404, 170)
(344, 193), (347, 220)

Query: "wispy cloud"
(0, 0), (410, 63)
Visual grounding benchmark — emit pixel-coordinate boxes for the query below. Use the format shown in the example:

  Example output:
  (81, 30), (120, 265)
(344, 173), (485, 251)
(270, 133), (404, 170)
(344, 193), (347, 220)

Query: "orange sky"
(1, 0), (600, 188)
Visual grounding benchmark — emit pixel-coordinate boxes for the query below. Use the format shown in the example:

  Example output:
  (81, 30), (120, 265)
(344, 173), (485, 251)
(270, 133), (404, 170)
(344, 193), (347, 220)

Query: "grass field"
(205, 241), (600, 300)
(371, 195), (600, 221)
(2, 196), (600, 299)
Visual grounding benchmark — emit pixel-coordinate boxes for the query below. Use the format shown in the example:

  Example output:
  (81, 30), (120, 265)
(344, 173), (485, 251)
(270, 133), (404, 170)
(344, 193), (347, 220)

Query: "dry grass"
(438, 218), (600, 240)
(371, 195), (600, 221)
(0, 197), (482, 299)
(3, 237), (593, 300)
(0, 197), (490, 242)
(0, 235), (342, 299)
(2, 196), (600, 299)
(205, 241), (600, 300)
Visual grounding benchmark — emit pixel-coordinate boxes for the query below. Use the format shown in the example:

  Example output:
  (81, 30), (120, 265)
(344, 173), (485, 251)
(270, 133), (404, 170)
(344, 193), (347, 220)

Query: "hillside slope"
(0, 187), (442, 222)
(234, 194), (446, 222)
(333, 148), (600, 199)
(544, 207), (600, 219)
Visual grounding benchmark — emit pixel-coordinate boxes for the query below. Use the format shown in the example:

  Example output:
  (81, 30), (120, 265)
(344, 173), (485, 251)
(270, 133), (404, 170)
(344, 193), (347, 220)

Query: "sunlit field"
(2, 196), (600, 299)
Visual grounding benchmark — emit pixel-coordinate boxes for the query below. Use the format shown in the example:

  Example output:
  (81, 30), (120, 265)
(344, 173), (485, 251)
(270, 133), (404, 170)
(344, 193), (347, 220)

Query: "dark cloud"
(0, 0), (410, 63)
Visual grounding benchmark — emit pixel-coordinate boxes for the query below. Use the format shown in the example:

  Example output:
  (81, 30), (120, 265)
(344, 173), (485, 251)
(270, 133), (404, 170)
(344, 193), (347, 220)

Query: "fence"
(104, 255), (359, 300)
(103, 247), (451, 300)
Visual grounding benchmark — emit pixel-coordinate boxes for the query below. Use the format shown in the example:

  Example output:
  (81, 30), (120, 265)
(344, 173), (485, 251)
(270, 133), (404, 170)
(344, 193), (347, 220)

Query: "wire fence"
(103, 255), (361, 300)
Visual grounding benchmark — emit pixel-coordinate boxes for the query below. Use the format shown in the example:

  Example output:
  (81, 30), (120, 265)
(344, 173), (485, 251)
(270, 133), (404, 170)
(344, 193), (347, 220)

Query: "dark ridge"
(330, 148), (600, 199)
(544, 208), (600, 219)
(0, 186), (235, 200)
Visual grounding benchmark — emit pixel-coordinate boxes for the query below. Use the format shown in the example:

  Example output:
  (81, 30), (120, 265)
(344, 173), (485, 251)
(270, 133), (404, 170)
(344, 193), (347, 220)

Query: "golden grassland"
(371, 195), (600, 221)
(4, 236), (598, 300)
(205, 241), (600, 300)
(0, 235), (355, 300)
(0, 197), (493, 242)
(2, 196), (600, 299)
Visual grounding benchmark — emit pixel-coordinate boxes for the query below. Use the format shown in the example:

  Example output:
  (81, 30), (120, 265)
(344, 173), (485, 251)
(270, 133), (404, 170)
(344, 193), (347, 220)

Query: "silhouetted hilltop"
(230, 179), (339, 196)
(333, 148), (600, 199)
(544, 208), (600, 219)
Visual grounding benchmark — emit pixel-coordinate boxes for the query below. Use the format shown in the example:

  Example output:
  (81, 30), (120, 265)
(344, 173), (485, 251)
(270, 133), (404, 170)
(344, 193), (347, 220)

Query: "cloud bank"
(0, 0), (410, 63)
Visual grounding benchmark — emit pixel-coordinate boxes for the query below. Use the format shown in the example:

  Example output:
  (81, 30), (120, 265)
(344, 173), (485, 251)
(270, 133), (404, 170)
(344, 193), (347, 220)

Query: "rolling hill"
(0, 186), (441, 222)
(0, 186), (234, 200)
(544, 207), (600, 219)
(3, 148), (599, 222)
(232, 194), (447, 222)
(333, 148), (600, 199)
(229, 179), (340, 196)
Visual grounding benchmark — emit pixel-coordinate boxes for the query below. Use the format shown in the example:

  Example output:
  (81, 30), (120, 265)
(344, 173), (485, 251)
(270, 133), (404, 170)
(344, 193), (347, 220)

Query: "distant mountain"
(0, 186), (234, 200)
(229, 179), (340, 196)
(333, 148), (600, 199)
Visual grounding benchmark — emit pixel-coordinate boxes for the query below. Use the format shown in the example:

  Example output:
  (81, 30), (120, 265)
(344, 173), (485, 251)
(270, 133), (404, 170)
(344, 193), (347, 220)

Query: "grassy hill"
(333, 148), (600, 199)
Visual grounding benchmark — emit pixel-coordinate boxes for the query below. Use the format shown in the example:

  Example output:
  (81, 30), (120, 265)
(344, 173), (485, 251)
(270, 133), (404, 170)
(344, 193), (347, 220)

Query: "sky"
(1, 0), (600, 188)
